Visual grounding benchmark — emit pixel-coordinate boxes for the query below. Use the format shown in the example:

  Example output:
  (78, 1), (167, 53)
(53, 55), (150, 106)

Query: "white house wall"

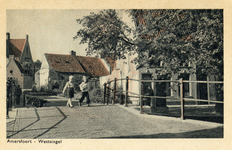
(39, 54), (50, 86)
(39, 69), (49, 86)
(99, 54), (140, 104)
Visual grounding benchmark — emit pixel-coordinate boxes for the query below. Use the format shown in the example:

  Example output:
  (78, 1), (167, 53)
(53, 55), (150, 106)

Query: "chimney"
(70, 50), (76, 56)
(6, 32), (10, 40)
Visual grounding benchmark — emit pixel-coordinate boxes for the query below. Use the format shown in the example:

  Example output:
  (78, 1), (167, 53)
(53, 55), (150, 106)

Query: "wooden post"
(125, 76), (129, 107)
(140, 81), (144, 114)
(8, 83), (12, 110)
(12, 81), (16, 108)
(107, 82), (110, 105)
(113, 78), (117, 104)
(120, 93), (124, 105)
(207, 76), (210, 104)
(150, 78), (156, 113)
(180, 78), (185, 120)
(103, 83), (106, 105)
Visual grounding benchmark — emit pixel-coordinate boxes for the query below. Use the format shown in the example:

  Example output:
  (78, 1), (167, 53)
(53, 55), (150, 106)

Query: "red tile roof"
(45, 53), (85, 73)
(104, 56), (116, 71)
(76, 56), (110, 77)
(10, 39), (26, 58)
(45, 53), (109, 76)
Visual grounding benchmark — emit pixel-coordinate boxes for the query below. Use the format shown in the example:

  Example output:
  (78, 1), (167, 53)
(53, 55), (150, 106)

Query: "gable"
(101, 53), (116, 71)
(104, 56), (116, 71)
(7, 58), (24, 75)
(20, 41), (33, 63)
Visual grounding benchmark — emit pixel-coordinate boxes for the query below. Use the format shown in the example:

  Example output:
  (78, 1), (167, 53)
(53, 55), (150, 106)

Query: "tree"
(74, 9), (223, 80)
(74, 9), (223, 113)
(34, 59), (42, 72)
(74, 10), (136, 60)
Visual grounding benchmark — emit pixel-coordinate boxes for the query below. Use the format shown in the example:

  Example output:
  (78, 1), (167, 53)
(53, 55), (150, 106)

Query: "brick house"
(6, 33), (34, 89)
(37, 51), (109, 91)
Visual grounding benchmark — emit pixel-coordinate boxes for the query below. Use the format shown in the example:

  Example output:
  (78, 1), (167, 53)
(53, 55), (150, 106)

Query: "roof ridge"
(10, 38), (26, 40)
(76, 55), (98, 58)
(45, 53), (71, 56)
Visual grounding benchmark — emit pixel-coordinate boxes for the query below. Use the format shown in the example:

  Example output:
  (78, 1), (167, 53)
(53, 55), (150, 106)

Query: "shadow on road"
(7, 107), (40, 138)
(7, 107), (67, 139)
(33, 107), (67, 139)
(100, 127), (223, 138)
(185, 116), (223, 124)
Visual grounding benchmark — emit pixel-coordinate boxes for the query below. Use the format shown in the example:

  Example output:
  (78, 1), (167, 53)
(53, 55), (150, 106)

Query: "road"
(7, 104), (223, 139)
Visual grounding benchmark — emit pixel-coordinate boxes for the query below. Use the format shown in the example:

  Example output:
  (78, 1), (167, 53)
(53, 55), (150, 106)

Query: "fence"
(103, 76), (223, 120)
(6, 77), (22, 118)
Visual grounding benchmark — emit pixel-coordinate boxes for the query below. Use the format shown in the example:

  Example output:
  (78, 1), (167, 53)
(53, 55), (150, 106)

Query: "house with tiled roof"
(132, 10), (219, 107)
(6, 33), (34, 89)
(99, 10), (218, 107)
(37, 51), (110, 91)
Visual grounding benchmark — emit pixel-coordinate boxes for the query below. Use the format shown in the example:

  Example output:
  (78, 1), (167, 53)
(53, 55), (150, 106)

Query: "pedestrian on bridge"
(79, 76), (90, 107)
(62, 75), (74, 108)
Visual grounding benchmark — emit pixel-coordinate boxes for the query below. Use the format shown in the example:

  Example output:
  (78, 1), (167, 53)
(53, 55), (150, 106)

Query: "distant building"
(37, 51), (109, 91)
(6, 33), (35, 89)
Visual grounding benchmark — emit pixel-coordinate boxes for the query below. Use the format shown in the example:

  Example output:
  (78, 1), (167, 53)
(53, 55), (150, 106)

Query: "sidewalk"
(117, 104), (223, 127)
(6, 108), (18, 124)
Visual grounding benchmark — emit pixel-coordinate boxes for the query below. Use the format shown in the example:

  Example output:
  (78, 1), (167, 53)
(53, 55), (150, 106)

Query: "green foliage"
(129, 9), (223, 78)
(74, 9), (136, 59)
(89, 86), (104, 103)
(74, 9), (223, 80)
(34, 59), (42, 72)
(40, 84), (53, 93)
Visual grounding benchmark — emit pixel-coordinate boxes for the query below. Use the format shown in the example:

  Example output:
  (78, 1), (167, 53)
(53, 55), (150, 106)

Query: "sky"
(6, 9), (134, 62)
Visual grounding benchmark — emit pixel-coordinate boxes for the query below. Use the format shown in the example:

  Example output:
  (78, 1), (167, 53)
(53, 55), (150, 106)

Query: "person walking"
(79, 76), (90, 107)
(15, 85), (22, 105)
(62, 75), (74, 108)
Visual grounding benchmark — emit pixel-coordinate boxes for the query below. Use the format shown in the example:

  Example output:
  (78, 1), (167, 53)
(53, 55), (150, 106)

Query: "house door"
(156, 82), (167, 107)
(198, 74), (208, 104)
(141, 73), (152, 106)
(178, 73), (190, 97)
(155, 75), (169, 107)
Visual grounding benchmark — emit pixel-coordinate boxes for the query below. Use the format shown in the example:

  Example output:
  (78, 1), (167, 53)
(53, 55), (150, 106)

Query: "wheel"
(27, 97), (43, 108)
(32, 98), (43, 107)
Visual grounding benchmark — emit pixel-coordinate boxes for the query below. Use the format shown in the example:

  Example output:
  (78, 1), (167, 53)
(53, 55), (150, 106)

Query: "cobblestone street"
(7, 104), (223, 139)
